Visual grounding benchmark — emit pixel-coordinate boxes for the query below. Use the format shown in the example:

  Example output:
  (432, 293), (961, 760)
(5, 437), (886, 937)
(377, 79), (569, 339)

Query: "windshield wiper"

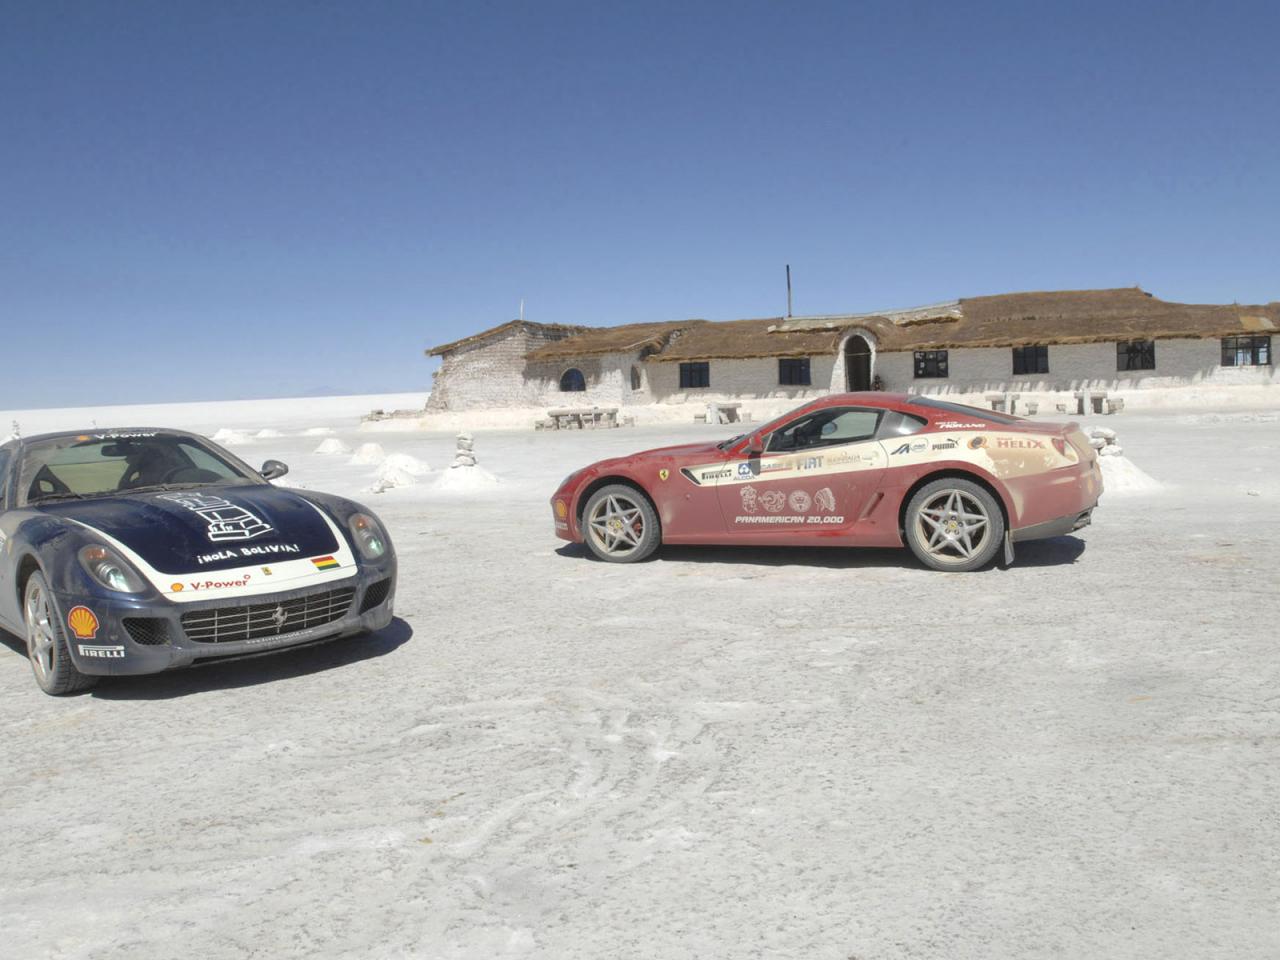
(717, 434), (745, 450)
(32, 491), (87, 503)
(124, 481), (221, 495)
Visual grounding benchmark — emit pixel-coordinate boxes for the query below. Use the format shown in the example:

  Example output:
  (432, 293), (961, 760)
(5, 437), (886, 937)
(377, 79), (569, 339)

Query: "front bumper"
(551, 490), (578, 542)
(54, 560), (396, 676)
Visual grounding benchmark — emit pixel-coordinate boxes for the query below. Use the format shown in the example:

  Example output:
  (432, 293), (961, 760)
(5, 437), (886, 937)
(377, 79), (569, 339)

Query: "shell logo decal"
(554, 500), (568, 519)
(969, 436), (987, 449)
(67, 606), (100, 640)
(170, 583), (184, 592)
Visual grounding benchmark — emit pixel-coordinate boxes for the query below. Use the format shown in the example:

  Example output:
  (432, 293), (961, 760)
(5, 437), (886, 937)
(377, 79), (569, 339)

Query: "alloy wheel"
(587, 493), (646, 557)
(914, 488), (991, 566)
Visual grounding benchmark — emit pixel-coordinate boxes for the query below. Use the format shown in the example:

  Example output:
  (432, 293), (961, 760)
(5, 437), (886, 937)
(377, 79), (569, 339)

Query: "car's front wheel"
(24, 572), (98, 696)
(904, 478), (1004, 572)
(581, 484), (661, 563)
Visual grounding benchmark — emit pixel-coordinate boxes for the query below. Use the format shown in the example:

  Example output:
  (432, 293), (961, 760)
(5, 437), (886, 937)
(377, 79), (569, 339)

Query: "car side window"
(876, 410), (928, 438)
(766, 407), (882, 452)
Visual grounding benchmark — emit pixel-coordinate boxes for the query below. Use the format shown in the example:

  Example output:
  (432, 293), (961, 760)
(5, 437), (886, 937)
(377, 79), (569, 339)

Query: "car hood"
(593, 440), (728, 470)
(40, 484), (343, 576)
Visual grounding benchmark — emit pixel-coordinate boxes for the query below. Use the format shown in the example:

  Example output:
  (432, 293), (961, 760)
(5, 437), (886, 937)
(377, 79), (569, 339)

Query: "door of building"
(845, 336), (872, 391)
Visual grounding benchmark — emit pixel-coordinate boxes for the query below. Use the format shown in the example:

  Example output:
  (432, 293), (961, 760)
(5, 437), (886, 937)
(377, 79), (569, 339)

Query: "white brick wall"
(647, 356), (837, 404)
(526, 351), (637, 407)
(875, 338), (1279, 396)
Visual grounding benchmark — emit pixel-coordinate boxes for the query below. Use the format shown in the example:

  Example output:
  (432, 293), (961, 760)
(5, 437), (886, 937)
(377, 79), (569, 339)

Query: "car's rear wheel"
(24, 572), (98, 696)
(904, 478), (1004, 572)
(582, 484), (661, 563)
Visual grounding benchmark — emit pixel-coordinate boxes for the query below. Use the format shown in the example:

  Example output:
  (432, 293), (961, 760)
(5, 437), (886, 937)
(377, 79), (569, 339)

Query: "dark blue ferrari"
(0, 429), (396, 694)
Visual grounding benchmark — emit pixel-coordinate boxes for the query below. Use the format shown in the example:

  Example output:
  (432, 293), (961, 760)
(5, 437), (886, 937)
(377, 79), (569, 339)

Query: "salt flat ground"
(1, 400), (1278, 960)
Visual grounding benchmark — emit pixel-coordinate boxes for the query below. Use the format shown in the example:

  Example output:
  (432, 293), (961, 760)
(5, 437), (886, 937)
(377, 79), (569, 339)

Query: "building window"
(559, 368), (586, 392)
(679, 361), (710, 389)
(1221, 335), (1271, 367)
(630, 366), (642, 391)
(913, 350), (949, 379)
(1012, 344), (1049, 375)
(1117, 340), (1156, 371)
(778, 357), (811, 386)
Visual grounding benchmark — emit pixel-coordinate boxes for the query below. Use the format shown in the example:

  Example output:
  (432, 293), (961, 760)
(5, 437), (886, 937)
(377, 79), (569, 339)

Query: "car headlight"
(78, 544), (147, 594)
(347, 513), (389, 560)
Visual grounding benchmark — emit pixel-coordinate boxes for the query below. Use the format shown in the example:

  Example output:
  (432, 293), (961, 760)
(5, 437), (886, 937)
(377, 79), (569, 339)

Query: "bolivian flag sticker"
(311, 556), (340, 571)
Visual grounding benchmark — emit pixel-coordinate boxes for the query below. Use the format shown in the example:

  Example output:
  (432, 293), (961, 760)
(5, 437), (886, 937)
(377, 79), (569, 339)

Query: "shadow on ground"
(0, 617), (413, 700)
(556, 536), (1086, 570)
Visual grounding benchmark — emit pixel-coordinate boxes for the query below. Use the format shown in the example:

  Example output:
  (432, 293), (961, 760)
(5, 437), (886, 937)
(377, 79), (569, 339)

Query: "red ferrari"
(550, 393), (1102, 571)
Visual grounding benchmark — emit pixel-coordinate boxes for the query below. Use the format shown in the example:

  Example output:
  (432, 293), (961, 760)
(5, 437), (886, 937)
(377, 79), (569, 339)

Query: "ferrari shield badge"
(659, 469), (669, 481)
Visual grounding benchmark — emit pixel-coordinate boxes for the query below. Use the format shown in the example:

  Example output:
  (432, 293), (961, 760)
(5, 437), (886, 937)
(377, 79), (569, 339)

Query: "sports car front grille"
(180, 586), (357, 645)
(124, 618), (171, 646)
(359, 578), (392, 613)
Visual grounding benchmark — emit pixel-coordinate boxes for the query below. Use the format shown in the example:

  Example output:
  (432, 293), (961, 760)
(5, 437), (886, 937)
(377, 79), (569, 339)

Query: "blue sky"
(3, 0), (1278, 407)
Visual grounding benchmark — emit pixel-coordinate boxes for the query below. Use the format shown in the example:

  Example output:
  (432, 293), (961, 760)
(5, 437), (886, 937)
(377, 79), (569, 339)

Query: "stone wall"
(525, 351), (639, 407)
(427, 325), (585, 412)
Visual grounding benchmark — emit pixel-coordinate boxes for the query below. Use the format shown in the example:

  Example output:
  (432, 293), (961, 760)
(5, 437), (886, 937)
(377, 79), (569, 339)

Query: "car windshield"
(18, 433), (254, 505)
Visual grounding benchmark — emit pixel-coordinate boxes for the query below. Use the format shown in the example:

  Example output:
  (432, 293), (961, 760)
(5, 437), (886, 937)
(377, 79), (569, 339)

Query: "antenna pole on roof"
(786, 264), (792, 318)
(519, 299), (525, 322)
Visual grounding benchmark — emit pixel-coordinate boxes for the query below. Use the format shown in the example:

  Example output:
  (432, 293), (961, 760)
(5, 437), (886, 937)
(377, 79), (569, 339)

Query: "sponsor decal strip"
(688, 432), (1077, 485)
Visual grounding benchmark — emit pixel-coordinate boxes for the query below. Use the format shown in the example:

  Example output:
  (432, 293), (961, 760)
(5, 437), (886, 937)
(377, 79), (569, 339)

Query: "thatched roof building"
(426, 320), (591, 358)
(524, 320), (705, 361)
(769, 287), (1278, 351)
(427, 288), (1276, 364)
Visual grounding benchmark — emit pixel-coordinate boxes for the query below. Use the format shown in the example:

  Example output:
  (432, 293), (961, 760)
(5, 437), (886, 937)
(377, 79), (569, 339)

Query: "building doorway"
(844, 336), (872, 391)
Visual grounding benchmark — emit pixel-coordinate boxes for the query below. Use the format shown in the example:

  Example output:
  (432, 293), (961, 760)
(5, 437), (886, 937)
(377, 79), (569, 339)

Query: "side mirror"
(743, 433), (765, 458)
(261, 459), (289, 481)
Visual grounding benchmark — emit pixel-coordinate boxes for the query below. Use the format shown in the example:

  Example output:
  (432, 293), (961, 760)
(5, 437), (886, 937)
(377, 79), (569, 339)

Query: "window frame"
(629, 365), (642, 391)
(1011, 344), (1049, 375)
(1116, 340), (1156, 371)
(679, 361), (711, 389)
(777, 357), (812, 386)
(913, 350), (950, 379)
(1221, 335), (1272, 367)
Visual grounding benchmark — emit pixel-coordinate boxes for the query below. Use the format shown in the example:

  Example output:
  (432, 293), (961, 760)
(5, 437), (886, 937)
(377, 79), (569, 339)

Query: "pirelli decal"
(687, 442), (887, 485)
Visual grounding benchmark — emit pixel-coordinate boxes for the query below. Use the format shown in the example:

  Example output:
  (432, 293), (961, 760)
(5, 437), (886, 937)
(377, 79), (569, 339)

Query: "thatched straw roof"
(524, 320), (705, 361)
(770, 288), (1278, 351)
(427, 320), (591, 357)
(648, 318), (843, 361)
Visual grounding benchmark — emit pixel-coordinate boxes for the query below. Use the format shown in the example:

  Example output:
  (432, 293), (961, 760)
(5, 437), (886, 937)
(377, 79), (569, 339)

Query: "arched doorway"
(844, 335), (872, 391)
(559, 368), (586, 392)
